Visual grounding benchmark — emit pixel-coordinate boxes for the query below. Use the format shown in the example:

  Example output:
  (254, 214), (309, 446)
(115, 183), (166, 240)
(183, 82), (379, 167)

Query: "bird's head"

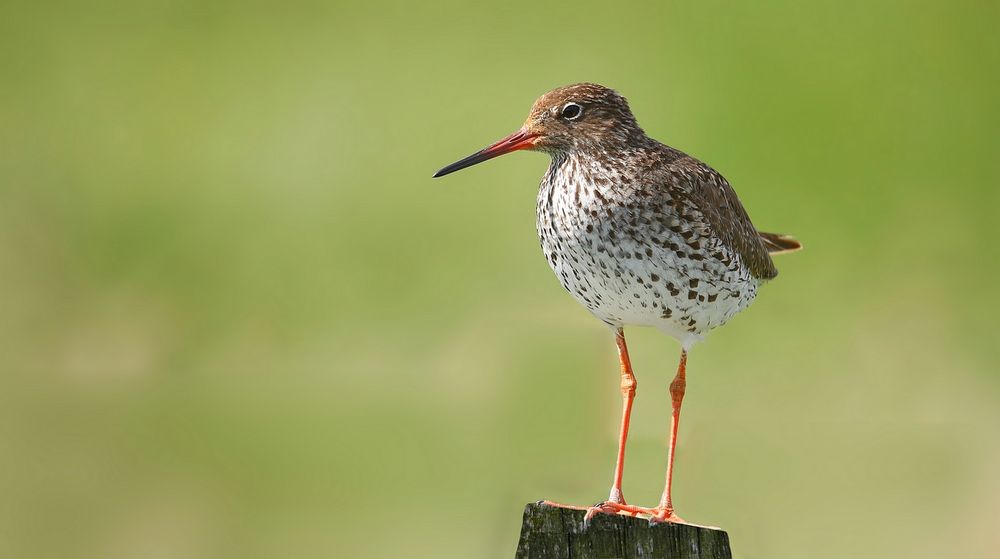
(434, 83), (644, 178)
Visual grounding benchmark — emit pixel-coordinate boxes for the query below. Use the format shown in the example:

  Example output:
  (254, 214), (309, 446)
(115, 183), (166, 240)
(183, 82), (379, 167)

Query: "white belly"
(535, 168), (760, 346)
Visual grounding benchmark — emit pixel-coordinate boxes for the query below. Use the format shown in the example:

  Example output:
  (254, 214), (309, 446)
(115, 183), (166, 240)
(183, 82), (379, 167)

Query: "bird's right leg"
(542, 328), (638, 516)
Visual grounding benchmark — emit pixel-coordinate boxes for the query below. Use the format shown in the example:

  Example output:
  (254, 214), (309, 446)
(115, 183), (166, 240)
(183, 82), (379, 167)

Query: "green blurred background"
(2, 1), (999, 557)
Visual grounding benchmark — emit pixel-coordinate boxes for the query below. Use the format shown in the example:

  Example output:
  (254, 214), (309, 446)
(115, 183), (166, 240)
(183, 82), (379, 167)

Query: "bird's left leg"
(608, 328), (637, 505)
(583, 349), (690, 524)
(543, 328), (638, 516)
(571, 329), (646, 519)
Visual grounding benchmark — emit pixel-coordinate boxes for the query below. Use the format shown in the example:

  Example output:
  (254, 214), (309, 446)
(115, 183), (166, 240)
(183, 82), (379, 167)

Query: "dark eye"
(561, 102), (582, 120)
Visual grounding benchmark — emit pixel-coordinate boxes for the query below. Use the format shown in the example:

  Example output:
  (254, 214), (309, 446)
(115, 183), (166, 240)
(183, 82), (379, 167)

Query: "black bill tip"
(432, 130), (537, 179)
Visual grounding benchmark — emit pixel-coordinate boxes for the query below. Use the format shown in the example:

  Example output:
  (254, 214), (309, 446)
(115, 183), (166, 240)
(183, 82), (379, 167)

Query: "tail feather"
(759, 231), (802, 255)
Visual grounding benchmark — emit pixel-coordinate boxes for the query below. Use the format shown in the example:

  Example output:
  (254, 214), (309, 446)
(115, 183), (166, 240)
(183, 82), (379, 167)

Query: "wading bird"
(434, 83), (800, 523)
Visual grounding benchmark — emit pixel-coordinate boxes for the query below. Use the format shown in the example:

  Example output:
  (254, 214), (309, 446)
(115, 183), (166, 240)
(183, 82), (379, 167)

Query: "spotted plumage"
(536, 144), (761, 345)
(521, 84), (792, 347)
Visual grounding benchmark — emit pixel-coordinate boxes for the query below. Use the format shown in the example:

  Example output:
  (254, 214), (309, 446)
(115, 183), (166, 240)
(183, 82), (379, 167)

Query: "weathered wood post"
(514, 502), (732, 559)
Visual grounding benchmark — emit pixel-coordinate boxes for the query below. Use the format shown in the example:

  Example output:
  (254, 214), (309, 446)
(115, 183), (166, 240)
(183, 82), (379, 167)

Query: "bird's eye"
(560, 102), (583, 120)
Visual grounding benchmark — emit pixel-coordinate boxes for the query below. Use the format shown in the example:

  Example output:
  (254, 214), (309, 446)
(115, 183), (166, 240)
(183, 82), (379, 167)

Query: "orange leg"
(609, 328), (637, 505)
(543, 328), (637, 514)
(656, 349), (687, 522)
(583, 350), (688, 524)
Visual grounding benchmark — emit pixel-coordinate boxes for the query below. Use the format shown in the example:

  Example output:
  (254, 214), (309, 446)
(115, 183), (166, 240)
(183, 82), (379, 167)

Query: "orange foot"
(582, 501), (687, 525)
(540, 500), (701, 527)
(540, 497), (638, 518)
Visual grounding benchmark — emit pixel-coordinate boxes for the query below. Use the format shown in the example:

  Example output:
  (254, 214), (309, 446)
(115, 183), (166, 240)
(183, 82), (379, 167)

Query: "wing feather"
(663, 153), (779, 280)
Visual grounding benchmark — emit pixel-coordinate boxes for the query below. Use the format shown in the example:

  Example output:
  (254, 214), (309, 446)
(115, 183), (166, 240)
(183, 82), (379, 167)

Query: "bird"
(433, 83), (800, 524)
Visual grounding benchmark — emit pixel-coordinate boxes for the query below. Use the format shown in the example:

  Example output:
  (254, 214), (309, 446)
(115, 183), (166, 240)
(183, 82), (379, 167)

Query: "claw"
(583, 502), (616, 522)
(584, 501), (690, 525)
(540, 498), (692, 526)
(648, 509), (687, 525)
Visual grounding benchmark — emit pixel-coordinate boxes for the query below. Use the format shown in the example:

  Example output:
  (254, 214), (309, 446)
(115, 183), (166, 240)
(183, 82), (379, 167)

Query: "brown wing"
(662, 153), (779, 280)
(758, 231), (802, 255)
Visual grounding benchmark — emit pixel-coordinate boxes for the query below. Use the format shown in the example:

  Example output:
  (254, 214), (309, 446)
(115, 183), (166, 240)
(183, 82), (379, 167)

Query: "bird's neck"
(544, 148), (629, 195)
(548, 138), (654, 179)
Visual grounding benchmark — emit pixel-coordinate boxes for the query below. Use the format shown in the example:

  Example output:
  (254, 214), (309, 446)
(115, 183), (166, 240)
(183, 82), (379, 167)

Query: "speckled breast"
(535, 154), (760, 343)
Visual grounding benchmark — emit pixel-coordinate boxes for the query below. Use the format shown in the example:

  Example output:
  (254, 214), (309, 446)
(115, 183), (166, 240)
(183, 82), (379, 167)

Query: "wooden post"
(514, 502), (732, 559)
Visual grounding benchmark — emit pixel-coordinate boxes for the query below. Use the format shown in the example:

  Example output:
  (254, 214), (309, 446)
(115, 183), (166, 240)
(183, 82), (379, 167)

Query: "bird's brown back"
(652, 148), (779, 280)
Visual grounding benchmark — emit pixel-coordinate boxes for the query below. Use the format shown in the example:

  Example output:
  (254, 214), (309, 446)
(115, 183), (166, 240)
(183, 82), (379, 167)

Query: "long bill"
(433, 129), (538, 178)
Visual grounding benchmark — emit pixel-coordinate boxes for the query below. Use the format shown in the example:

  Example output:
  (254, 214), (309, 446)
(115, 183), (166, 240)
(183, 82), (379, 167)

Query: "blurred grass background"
(2, 1), (999, 557)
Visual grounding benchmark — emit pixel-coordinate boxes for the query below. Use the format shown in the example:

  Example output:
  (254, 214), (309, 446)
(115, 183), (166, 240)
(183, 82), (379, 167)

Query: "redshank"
(433, 83), (800, 524)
